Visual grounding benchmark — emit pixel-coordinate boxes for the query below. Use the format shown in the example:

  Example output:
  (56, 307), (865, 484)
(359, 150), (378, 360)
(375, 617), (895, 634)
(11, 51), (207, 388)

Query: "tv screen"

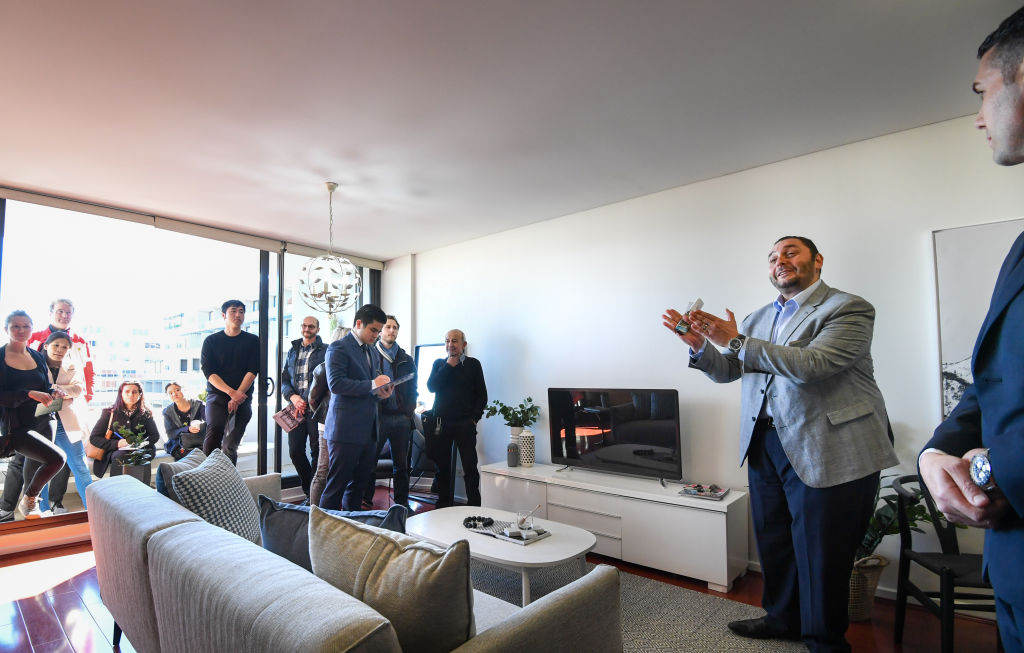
(548, 387), (682, 481)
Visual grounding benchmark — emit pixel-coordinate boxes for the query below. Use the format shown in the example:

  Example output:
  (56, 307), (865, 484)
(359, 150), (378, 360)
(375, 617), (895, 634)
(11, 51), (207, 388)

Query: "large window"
(0, 197), (378, 525)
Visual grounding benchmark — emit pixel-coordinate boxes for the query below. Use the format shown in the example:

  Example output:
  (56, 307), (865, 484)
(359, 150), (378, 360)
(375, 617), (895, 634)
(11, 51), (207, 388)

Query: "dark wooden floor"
(0, 486), (1001, 652)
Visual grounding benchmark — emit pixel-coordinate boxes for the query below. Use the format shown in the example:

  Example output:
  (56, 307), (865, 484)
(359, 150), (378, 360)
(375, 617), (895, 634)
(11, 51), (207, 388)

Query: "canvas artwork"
(933, 217), (1024, 418)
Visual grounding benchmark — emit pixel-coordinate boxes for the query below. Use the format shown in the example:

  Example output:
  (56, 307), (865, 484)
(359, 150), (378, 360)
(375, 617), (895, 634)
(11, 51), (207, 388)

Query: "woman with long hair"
(88, 380), (159, 477)
(0, 311), (67, 519)
(308, 326), (349, 507)
(37, 330), (93, 512)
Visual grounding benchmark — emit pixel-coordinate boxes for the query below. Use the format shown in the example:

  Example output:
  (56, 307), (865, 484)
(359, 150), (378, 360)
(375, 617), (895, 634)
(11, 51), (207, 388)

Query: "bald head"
(445, 329), (466, 358)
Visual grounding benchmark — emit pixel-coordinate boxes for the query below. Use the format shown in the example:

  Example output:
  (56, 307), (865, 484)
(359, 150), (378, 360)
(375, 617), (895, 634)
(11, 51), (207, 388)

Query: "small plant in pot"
(486, 397), (540, 467)
(848, 475), (931, 621)
(111, 421), (154, 484)
(485, 397), (540, 430)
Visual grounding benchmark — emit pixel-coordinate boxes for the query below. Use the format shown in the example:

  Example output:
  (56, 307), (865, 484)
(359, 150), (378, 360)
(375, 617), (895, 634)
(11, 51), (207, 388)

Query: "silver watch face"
(970, 452), (992, 487)
(728, 336), (744, 353)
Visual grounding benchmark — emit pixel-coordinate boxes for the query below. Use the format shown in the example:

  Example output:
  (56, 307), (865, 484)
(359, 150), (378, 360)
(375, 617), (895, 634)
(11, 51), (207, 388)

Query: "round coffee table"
(406, 506), (596, 605)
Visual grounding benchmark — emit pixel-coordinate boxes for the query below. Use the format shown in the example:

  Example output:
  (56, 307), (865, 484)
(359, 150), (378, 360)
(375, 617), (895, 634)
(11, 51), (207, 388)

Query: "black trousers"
(1, 421), (64, 510)
(364, 413), (412, 505)
(203, 394), (252, 464)
(747, 423), (878, 653)
(287, 413), (320, 497)
(433, 418), (480, 507)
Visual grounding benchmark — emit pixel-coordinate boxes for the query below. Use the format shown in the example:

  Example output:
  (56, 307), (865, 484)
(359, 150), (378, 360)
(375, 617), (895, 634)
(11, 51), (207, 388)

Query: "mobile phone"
(674, 297), (704, 334)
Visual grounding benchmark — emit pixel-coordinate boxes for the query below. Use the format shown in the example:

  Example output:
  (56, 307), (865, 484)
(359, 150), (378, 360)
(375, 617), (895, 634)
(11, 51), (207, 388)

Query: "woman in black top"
(162, 382), (206, 460)
(0, 310), (67, 519)
(89, 380), (160, 477)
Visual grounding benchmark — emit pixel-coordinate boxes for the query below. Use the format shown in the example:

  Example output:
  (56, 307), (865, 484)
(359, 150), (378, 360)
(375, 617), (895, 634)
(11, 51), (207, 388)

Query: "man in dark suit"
(920, 8), (1024, 651)
(664, 236), (898, 653)
(320, 304), (393, 511)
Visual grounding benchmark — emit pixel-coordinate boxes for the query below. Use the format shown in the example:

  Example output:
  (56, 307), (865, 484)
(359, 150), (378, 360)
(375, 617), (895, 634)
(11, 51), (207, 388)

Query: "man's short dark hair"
(386, 315), (400, 329)
(221, 299), (245, 313)
(774, 236), (819, 260)
(354, 304), (387, 327)
(979, 6), (1024, 84)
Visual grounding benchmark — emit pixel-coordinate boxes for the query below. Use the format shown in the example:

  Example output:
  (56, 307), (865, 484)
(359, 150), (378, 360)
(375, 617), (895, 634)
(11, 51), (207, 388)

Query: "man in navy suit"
(920, 8), (1024, 651)
(320, 304), (393, 511)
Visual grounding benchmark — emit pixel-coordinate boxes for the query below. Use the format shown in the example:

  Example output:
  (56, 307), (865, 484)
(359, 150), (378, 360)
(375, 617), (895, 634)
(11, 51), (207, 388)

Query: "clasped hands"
(919, 449), (1010, 529)
(662, 306), (739, 350)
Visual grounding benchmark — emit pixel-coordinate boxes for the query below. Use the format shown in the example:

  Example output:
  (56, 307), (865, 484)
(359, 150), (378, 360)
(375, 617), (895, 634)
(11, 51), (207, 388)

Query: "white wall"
(385, 115), (1024, 594)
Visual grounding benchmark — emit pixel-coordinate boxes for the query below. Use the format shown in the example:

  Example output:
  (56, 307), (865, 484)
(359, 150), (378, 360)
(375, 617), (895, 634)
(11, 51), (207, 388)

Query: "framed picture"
(933, 217), (1024, 417)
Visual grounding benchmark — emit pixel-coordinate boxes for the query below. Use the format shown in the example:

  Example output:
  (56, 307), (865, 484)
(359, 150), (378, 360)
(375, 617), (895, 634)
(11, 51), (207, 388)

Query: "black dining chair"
(892, 474), (998, 653)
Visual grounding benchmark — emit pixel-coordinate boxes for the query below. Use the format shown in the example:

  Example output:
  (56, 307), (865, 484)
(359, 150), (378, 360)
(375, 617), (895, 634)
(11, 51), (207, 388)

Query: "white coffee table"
(406, 506), (596, 605)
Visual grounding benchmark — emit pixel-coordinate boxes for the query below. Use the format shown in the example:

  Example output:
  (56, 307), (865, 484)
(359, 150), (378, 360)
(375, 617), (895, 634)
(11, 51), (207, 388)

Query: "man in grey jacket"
(663, 236), (898, 653)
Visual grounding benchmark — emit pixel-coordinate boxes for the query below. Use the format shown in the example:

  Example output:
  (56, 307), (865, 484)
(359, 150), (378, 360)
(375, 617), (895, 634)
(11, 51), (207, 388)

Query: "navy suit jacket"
(926, 230), (1024, 606)
(324, 333), (381, 445)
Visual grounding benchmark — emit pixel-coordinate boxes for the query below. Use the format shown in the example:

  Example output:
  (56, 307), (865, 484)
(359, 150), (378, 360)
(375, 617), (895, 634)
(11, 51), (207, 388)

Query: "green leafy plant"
(485, 397), (540, 428)
(856, 475), (932, 561)
(112, 421), (152, 467)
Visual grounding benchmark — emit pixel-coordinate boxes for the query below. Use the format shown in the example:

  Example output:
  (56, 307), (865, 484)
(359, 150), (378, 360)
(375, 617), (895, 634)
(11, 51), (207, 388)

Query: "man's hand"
(662, 308), (705, 351)
(687, 309), (739, 348)
(446, 354), (460, 367)
(289, 395), (307, 413)
(372, 375), (394, 399)
(919, 450), (1009, 528)
(230, 388), (247, 404)
(188, 423), (201, 433)
(227, 398), (240, 413)
(117, 438), (130, 450)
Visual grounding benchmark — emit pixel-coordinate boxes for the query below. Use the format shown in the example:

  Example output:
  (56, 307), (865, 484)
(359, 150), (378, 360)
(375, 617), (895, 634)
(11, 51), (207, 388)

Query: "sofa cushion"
(258, 496), (407, 571)
(171, 449), (261, 544)
(309, 506), (475, 653)
(156, 448), (207, 503)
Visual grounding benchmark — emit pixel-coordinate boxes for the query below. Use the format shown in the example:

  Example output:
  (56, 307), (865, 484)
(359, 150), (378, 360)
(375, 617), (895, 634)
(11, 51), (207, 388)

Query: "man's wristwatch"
(969, 449), (997, 492)
(727, 334), (747, 353)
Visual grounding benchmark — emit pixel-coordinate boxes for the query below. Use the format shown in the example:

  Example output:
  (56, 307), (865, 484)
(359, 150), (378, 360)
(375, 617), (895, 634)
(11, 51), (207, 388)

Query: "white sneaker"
(52, 503), (68, 515)
(19, 495), (42, 519)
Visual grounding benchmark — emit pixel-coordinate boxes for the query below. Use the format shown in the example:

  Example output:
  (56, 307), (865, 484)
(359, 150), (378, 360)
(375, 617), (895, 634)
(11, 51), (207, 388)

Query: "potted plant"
(111, 420), (154, 486)
(848, 475), (931, 621)
(485, 397), (540, 431)
(486, 397), (540, 467)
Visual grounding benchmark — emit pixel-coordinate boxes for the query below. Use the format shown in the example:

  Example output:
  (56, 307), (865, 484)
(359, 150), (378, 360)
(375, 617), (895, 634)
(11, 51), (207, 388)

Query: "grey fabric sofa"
(86, 475), (623, 653)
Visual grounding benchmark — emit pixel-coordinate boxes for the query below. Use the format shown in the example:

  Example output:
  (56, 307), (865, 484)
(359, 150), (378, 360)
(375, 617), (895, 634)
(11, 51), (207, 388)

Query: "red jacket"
(29, 326), (95, 401)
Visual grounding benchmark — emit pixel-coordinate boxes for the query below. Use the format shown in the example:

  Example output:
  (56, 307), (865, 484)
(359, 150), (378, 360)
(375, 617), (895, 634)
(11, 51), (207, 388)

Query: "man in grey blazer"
(663, 236), (898, 653)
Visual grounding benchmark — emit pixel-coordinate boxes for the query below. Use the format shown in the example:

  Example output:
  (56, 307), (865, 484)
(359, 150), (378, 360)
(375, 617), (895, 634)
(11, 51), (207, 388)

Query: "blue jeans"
(40, 420), (92, 511)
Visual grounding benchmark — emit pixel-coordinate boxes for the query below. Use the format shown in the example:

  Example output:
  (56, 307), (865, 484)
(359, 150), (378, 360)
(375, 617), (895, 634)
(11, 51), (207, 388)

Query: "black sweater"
(426, 357), (487, 422)
(201, 330), (260, 398)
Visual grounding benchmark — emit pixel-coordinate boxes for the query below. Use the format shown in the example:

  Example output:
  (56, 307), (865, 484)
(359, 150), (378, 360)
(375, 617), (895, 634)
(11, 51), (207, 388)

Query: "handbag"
(273, 404), (302, 432)
(85, 412), (114, 461)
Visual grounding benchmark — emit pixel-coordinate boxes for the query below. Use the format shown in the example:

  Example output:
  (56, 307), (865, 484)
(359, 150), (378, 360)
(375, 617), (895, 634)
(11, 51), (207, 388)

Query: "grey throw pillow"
(258, 496), (407, 571)
(156, 448), (207, 503)
(171, 449), (261, 544)
(309, 507), (474, 653)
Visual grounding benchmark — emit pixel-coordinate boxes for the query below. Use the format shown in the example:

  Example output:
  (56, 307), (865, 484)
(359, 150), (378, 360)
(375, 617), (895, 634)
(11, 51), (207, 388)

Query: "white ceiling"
(1, 1), (1018, 261)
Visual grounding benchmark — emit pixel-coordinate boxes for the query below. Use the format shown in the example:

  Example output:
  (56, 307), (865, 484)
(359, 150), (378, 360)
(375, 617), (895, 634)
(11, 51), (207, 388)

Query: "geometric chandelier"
(296, 181), (362, 315)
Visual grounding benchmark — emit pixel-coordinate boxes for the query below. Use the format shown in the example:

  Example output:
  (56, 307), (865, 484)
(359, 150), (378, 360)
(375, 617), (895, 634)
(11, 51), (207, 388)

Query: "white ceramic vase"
(519, 429), (535, 467)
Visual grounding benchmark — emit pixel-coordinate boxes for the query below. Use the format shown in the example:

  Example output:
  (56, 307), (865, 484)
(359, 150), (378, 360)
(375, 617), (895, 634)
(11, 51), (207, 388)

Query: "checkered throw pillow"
(171, 449), (261, 544)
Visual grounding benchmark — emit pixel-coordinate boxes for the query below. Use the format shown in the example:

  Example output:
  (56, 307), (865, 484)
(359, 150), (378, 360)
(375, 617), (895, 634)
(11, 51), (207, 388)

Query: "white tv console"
(480, 462), (748, 592)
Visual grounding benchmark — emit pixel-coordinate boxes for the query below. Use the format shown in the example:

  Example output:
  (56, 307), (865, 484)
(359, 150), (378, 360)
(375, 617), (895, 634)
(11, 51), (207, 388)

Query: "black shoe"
(0, 508), (14, 523)
(726, 617), (800, 641)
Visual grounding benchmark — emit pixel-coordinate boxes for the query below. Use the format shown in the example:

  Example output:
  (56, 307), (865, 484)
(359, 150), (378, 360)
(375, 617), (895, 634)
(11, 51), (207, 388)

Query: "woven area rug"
(471, 560), (807, 652)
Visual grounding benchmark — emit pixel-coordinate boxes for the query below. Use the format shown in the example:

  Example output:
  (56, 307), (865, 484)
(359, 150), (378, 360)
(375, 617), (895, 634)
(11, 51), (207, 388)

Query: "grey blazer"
(691, 282), (898, 488)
